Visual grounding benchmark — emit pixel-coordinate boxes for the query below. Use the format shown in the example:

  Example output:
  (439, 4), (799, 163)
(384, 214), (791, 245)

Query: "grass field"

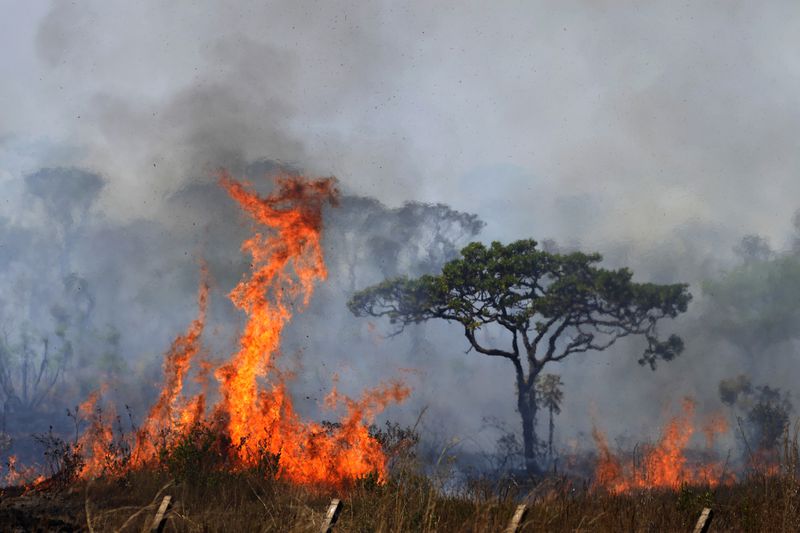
(1, 456), (798, 531)
(1, 421), (797, 531)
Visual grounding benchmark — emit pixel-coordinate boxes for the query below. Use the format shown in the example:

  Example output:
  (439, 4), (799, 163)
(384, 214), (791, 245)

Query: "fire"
(2, 456), (45, 492)
(130, 262), (210, 467)
(214, 172), (335, 453)
(593, 398), (732, 493)
(77, 388), (118, 478)
(73, 172), (409, 488)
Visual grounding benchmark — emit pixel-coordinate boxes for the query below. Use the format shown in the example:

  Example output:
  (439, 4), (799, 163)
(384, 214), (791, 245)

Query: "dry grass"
(2, 426), (799, 531)
(0, 465), (790, 532)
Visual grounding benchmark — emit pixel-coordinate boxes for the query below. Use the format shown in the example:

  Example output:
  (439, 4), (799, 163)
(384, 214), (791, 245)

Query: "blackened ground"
(0, 486), (81, 532)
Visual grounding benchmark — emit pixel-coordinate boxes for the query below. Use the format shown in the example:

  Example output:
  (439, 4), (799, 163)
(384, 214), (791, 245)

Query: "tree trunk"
(517, 385), (541, 476)
(548, 407), (554, 459)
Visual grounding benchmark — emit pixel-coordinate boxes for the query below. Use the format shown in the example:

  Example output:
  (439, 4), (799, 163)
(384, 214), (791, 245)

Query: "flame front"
(74, 172), (409, 488)
(592, 398), (732, 493)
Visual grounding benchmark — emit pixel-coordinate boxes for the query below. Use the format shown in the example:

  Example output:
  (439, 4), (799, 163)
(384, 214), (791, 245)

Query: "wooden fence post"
(320, 498), (343, 533)
(150, 495), (172, 533)
(504, 504), (528, 533)
(692, 507), (713, 533)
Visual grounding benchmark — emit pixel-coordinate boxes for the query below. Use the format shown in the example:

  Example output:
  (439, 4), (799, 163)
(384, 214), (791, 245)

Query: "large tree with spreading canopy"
(348, 239), (691, 474)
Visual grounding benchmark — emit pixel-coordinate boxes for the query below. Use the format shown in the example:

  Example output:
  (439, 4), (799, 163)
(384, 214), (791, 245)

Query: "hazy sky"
(3, 1), (800, 250)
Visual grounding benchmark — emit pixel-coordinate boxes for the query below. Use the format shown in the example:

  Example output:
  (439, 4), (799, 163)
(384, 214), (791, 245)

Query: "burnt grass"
(0, 468), (799, 532)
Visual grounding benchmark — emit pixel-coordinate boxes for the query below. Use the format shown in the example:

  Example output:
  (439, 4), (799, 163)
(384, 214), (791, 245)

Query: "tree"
(702, 253), (800, 359)
(792, 209), (800, 254)
(326, 196), (485, 292)
(719, 375), (792, 453)
(733, 234), (773, 264)
(25, 167), (104, 278)
(535, 373), (563, 461)
(0, 323), (71, 419)
(348, 239), (691, 475)
(0, 272), (107, 424)
(0, 167), (118, 425)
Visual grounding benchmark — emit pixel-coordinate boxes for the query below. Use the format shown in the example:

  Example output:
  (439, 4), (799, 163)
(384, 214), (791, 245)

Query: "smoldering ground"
(2, 1), (800, 474)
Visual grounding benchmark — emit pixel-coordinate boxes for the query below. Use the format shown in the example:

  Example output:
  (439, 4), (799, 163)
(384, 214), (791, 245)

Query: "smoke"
(6, 1), (800, 241)
(3, 1), (800, 472)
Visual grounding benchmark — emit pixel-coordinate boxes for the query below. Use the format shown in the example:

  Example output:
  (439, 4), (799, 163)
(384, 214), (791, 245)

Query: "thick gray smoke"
(3, 1), (800, 471)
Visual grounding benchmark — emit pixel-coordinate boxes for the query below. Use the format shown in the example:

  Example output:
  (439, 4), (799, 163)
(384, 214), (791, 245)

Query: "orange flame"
(76, 387), (119, 478)
(593, 398), (733, 493)
(130, 261), (210, 466)
(73, 172), (409, 488)
(214, 172), (336, 452)
(2, 456), (46, 491)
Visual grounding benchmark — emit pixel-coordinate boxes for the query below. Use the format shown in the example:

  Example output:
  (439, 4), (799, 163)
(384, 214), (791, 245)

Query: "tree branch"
(463, 327), (518, 360)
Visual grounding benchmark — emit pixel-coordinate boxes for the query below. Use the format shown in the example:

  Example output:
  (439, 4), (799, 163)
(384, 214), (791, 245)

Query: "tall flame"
(214, 172), (335, 451)
(74, 172), (409, 488)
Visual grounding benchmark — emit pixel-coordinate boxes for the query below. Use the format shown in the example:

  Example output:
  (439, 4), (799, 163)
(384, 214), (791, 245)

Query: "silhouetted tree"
(702, 254), (800, 359)
(349, 239), (691, 474)
(719, 375), (791, 452)
(25, 167), (104, 277)
(0, 333), (65, 417)
(0, 168), (119, 424)
(535, 373), (563, 461)
(733, 234), (773, 264)
(326, 196), (485, 292)
(792, 209), (800, 254)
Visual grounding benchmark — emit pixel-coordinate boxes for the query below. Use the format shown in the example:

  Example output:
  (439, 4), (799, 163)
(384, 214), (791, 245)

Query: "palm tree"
(536, 374), (564, 460)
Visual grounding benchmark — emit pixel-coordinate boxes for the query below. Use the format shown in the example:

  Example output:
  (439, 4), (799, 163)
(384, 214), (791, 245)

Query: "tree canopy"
(348, 239), (691, 370)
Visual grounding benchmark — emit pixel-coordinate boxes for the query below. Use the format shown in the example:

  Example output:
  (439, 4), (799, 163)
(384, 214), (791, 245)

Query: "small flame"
(77, 387), (119, 478)
(593, 398), (733, 493)
(128, 262), (210, 467)
(2, 456), (46, 490)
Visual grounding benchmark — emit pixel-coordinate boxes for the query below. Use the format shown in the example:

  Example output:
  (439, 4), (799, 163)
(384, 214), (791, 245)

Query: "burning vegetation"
(7, 172), (410, 490)
(591, 398), (734, 493)
(0, 171), (792, 496)
(2, 168), (800, 531)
